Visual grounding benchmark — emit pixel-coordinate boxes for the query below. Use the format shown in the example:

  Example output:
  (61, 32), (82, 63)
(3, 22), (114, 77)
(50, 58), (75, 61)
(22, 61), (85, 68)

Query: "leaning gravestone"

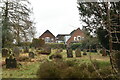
(66, 48), (73, 58)
(2, 48), (9, 57)
(13, 47), (20, 57)
(75, 48), (81, 57)
(6, 54), (17, 68)
(29, 52), (35, 58)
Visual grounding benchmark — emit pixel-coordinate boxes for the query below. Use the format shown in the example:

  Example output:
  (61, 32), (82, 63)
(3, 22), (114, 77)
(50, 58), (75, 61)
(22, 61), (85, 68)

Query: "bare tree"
(1, 0), (36, 47)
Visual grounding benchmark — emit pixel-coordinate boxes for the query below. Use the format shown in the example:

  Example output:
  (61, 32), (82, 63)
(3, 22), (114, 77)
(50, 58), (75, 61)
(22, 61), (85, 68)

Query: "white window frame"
(45, 37), (50, 42)
(77, 36), (81, 41)
(74, 37), (77, 41)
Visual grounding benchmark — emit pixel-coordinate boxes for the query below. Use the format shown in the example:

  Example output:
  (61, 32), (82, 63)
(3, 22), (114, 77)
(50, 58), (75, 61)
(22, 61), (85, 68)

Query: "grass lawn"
(2, 49), (111, 78)
(3, 62), (40, 78)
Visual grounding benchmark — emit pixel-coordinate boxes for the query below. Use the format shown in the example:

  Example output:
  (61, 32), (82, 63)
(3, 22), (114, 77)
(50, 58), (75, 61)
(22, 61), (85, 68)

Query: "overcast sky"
(29, 0), (83, 37)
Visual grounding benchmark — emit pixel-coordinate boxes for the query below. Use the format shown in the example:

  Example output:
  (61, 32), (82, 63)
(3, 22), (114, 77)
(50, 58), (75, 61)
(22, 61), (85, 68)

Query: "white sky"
(29, 0), (83, 37)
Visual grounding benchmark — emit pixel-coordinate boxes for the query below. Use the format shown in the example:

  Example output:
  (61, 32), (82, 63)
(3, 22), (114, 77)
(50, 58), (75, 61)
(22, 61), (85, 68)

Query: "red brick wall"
(67, 28), (84, 44)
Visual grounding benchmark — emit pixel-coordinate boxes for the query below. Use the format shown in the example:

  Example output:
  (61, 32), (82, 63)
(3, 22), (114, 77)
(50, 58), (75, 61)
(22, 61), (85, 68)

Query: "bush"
(65, 60), (79, 67)
(112, 51), (120, 73)
(98, 66), (113, 78)
(37, 59), (115, 79)
(46, 43), (66, 49)
(37, 61), (61, 78)
(92, 60), (100, 70)
(60, 66), (84, 78)
(70, 43), (82, 50)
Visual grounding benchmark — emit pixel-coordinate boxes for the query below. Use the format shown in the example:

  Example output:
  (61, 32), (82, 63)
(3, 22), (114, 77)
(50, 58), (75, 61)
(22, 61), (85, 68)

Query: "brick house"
(56, 34), (70, 43)
(66, 28), (84, 45)
(39, 30), (55, 43)
(56, 28), (85, 45)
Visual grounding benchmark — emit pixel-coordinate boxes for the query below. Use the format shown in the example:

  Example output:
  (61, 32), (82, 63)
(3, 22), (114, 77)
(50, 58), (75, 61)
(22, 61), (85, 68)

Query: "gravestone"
(6, 54), (17, 68)
(13, 47), (20, 57)
(2, 48), (9, 57)
(29, 52), (35, 58)
(75, 48), (81, 57)
(66, 48), (73, 58)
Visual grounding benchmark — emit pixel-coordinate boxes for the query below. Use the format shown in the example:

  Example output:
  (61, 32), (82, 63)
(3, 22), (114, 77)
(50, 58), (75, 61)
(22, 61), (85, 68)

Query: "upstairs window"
(74, 37), (77, 41)
(51, 38), (54, 42)
(77, 36), (81, 41)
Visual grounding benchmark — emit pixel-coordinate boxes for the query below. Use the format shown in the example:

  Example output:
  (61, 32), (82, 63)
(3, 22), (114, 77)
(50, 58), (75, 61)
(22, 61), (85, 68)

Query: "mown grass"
(2, 49), (111, 78)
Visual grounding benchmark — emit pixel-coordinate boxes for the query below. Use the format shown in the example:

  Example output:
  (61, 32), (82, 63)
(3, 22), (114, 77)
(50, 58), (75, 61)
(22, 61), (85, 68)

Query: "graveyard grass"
(2, 50), (110, 78)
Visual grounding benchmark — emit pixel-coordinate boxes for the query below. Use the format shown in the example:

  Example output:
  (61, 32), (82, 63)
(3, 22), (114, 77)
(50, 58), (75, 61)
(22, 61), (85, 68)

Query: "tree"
(1, 0), (36, 48)
(77, 1), (120, 50)
(1, 1), (14, 48)
(77, 1), (120, 75)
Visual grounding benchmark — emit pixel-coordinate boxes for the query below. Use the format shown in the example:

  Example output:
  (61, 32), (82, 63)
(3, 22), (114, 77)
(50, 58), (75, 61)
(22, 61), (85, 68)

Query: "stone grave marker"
(66, 48), (73, 58)
(29, 52), (35, 58)
(2, 48), (9, 57)
(13, 47), (20, 57)
(75, 48), (81, 57)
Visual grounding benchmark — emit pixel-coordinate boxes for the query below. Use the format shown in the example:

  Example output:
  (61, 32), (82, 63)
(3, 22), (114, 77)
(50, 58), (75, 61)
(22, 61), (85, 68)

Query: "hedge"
(45, 43), (66, 49)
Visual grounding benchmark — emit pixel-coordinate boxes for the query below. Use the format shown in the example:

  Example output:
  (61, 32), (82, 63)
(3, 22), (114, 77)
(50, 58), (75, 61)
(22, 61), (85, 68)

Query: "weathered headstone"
(75, 48), (81, 57)
(13, 47), (20, 57)
(29, 52), (35, 58)
(2, 48), (9, 57)
(66, 48), (73, 58)
(6, 54), (17, 68)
